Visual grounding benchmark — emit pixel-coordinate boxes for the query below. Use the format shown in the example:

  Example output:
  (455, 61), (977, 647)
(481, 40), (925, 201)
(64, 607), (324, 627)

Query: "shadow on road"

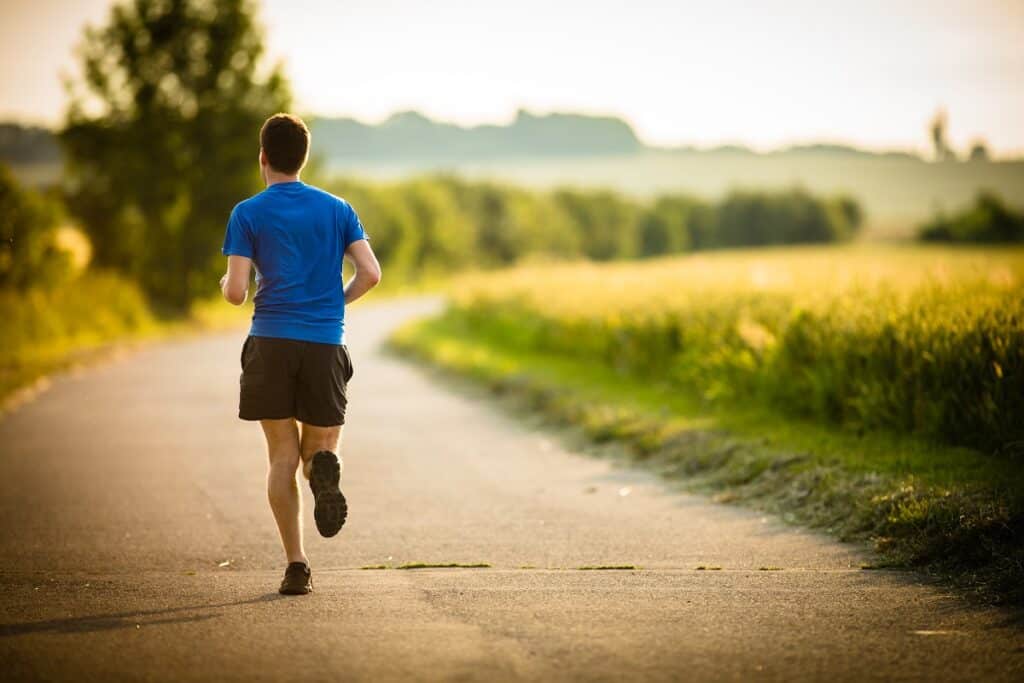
(0, 593), (285, 637)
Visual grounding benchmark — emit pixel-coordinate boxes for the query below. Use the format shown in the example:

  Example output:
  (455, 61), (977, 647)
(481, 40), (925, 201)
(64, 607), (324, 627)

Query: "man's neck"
(266, 172), (300, 187)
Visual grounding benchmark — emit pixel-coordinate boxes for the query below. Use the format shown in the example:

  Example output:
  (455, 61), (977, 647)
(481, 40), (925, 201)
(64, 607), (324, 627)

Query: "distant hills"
(1, 110), (927, 168)
(307, 110), (927, 163)
(0, 123), (60, 165)
(310, 109), (644, 162)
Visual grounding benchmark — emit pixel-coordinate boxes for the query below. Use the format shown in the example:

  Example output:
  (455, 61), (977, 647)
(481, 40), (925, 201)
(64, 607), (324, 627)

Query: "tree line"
(329, 175), (862, 279)
(918, 192), (1024, 244)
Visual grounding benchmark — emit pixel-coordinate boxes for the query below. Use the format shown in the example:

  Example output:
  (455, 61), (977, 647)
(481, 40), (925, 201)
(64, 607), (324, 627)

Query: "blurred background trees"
(919, 192), (1024, 243)
(930, 110), (957, 163)
(60, 0), (289, 310)
(326, 174), (863, 280)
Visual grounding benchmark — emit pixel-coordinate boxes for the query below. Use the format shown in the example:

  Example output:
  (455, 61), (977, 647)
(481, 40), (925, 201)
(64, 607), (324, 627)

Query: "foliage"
(60, 0), (289, 310)
(324, 176), (862, 283)
(716, 189), (861, 246)
(919, 192), (1024, 244)
(0, 164), (71, 289)
(637, 195), (696, 256)
(440, 246), (1024, 454)
(551, 188), (640, 260)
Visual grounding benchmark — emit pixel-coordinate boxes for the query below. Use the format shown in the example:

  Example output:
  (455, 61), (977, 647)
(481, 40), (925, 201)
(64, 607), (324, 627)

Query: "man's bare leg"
(299, 423), (347, 537)
(260, 418), (307, 565)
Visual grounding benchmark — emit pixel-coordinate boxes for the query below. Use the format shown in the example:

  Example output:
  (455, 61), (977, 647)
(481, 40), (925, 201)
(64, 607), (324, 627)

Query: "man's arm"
(220, 255), (252, 305)
(343, 239), (381, 304)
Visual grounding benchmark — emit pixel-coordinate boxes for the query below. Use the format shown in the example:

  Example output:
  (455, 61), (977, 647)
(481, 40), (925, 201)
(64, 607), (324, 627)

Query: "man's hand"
(343, 239), (382, 305)
(221, 255), (252, 305)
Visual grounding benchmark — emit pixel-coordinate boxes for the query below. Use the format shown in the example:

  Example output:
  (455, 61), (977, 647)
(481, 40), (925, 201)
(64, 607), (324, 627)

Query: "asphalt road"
(1, 298), (1021, 682)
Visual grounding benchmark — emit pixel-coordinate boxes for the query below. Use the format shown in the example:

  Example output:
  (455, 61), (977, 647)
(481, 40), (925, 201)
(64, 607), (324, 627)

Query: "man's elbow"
(224, 287), (247, 306)
(364, 265), (382, 287)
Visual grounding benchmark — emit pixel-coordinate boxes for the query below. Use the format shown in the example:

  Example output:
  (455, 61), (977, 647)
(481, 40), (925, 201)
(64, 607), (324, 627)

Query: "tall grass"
(445, 245), (1024, 454)
(0, 271), (156, 399)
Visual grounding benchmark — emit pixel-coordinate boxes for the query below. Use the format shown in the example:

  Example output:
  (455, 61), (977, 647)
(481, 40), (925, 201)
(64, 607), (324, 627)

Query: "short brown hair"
(260, 113), (310, 175)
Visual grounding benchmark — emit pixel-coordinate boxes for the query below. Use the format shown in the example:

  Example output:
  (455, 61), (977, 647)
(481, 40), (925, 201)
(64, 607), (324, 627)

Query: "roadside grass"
(0, 273), (254, 410)
(390, 313), (1024, 605)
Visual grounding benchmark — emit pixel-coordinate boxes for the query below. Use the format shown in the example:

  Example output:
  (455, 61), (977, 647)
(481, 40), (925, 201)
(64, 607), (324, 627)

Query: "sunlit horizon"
(2, 0), (1023, 156)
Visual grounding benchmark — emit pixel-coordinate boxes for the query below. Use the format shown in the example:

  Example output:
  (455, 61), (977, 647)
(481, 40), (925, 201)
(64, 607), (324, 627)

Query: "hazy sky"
(2, 0), (1023, 154)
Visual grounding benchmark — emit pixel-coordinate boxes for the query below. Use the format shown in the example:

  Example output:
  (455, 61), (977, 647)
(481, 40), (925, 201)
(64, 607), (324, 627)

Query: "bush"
(919, 192), (1024, 244)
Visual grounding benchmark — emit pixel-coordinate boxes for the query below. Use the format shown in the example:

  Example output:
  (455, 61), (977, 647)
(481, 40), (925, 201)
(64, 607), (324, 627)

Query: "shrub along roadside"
(389, 313), (1024, 606)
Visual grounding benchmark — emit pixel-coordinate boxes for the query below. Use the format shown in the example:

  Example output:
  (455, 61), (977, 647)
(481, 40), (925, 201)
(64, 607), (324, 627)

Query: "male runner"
(220, 113), (381, 595)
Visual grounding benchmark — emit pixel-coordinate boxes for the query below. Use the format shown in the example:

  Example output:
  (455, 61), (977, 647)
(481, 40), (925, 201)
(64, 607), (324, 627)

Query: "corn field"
(445, 245), (1024, 454)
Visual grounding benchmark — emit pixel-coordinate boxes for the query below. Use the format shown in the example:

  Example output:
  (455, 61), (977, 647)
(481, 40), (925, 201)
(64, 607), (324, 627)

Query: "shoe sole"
(310, 450), (347, 538)
(279, 584), (312, 596)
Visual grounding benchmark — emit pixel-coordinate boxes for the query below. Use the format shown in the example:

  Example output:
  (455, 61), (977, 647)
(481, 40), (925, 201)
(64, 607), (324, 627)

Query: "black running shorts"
(238, 335), (354, 427)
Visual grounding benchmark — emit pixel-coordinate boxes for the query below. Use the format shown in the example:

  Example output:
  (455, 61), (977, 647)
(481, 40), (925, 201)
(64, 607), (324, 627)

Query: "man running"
(219, 113), (381, 595)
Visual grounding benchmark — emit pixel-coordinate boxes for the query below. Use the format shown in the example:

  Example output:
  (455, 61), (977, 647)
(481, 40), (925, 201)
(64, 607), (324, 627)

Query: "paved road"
(1, 298), (1021, 682)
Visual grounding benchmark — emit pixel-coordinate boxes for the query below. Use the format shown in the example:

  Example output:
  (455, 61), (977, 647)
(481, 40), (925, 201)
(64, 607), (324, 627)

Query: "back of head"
(260, 114), (310, 175)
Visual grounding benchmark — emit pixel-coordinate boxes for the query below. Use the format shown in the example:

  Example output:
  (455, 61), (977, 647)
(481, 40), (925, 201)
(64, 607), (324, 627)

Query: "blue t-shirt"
(222, 181), (367, 345)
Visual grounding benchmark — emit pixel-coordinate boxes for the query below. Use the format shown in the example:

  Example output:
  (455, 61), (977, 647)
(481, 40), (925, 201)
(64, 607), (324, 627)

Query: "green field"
(392, 244), (1024, 602)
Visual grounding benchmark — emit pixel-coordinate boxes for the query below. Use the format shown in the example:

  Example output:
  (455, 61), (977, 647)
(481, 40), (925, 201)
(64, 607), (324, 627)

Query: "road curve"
(1, 297), (1021, 682)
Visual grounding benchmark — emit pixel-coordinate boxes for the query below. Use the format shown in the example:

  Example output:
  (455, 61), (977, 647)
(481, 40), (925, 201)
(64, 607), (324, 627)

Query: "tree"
(401, 179), (477, 274)
(968, 140), (990, 162)
(918, 192), (1024, 244)
(637, 196), (696, 257)
(929, 109), (956, 162)
(553, 189), (638, 261)
(828, 195), (863, 240)
(61, 0), (289, 309)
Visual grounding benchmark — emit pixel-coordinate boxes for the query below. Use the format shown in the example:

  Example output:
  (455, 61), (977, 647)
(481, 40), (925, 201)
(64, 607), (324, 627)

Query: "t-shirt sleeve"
(222, 206), (255, 258)
(342, 202), (368, 249)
